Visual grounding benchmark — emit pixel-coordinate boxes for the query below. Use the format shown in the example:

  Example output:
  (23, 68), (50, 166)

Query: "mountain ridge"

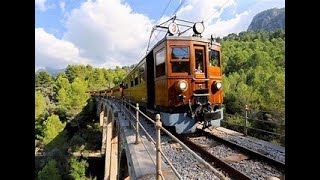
(36, 67), (66, 77)
(248, 7), (285, 32)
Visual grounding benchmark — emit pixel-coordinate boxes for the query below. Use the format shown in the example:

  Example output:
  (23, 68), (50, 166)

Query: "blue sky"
(35, 0), (285, 71)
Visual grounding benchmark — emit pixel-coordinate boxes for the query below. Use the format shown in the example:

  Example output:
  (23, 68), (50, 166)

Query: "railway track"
(177, 134), (251, 179)
(202, 128), (285, 169)
(176, 129), (285, 179)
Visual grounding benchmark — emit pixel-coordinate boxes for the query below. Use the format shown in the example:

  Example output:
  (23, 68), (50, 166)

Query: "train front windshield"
(171, 47), (190, 74)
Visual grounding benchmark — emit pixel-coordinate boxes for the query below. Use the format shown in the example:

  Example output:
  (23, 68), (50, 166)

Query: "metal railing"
(102, 96), (228, 180)
(221, 105), (285, 145)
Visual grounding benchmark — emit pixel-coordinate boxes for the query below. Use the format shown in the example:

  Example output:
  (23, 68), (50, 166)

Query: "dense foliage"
(219, 30), (285, 144)
(221, 30), (285, 112)
(37, 159), (62, 180)
(69, 157), (88, 179)
(35, 65), (131, 179)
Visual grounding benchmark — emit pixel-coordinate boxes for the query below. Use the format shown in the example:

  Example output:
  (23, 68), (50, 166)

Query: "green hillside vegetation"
(35, 65), (131, 179)
(219, 29), (285, 144)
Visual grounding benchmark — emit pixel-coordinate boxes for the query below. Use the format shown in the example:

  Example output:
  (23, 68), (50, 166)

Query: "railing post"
(244, 105), (248, 136)
(122, 99), (124, 116)
(128, 100), (131, 110)
(129, 100), (132, 129)
(155, 114), (162, 180)
(120, 98), (122, 113)
(127, 100), (131, 129)
(135, 103), (140, 144)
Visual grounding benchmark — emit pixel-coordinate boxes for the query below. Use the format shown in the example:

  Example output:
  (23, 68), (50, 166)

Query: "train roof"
(154, 36), (210, 49)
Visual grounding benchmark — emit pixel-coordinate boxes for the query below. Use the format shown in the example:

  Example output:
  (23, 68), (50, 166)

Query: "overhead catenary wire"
(146, 0), (186, 53)
(137, 0), (174, 60)
(204, 0), (231, 23)
(139, 0), (231, 61)
(158, 0), (173, 24)
(172, 0), (185, 17)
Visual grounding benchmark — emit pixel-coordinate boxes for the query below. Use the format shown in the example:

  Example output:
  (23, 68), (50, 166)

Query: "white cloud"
(35, 0), (47, 11)
(35, 0), (56, 11)
(152, 0), (237, 38)
(170, 0), (283, 38)
(203, 0), (285, 38)
(63, 0), (153, 67)
(176, 0), (236, 23)
(147, 0), (237, 46)
(60, 1), (65, 12)
(35, 28), (91, 70)
(205, 10), (250, 38)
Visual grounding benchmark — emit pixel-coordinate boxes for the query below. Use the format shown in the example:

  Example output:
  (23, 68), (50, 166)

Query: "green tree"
(35, 91), (47, 119)
(88, 69), (107, 90)
(55, 72), (68, 81)
(55, 76), (71, 92)
(55, 76), (89, 120)
(69, 157), (88, 179)
(65, 65), (87, 83)
(85, 64), (94, 80)
(37, 159), (62, 180)
(261, 73), (285, 111)
(55, 76), (72, 116)
(69, 77), (90, 117)
(35, 91), (47, 140)
(221, 29), (285, 118)
(36, 71), (55, 101)
(36, 71), (54, 88)
(43, 115), (66, 146)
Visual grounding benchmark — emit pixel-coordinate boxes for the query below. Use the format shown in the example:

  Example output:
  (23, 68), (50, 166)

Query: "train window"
(130, 75), (134, 87)
(156, 49), (166, 78)
(209, 50), (220, 67)
(171, 47), (189, 59)
(195, 49), (204, 73)
(172, 62), (190, 74)
(139, 63), (145, 83)
(135, 77), (139, 85)
(156, 63), (165, 77)
(171, 47), (190, 74)
(156, 49), (165, 65)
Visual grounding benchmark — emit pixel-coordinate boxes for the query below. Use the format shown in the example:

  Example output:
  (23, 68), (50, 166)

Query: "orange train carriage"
(93, 20), (223, 134)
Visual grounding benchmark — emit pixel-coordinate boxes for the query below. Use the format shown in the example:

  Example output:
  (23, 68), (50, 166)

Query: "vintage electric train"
(91, 21), (223, 134)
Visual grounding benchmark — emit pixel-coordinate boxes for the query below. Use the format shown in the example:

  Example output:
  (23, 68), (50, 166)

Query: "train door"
(193, 45), (208, 90)
(146, 51), (155, 108)
(194, 46), (207, 76)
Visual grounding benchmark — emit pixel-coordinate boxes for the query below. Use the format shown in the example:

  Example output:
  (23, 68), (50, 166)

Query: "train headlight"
(175, 80), (188, 92)
(212, 81), (222, 92)
(216, 82), (222, 90)
(193, 22), (205, 34)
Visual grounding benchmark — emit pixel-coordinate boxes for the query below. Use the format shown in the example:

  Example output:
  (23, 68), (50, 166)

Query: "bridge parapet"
(118, 112), (177, 179)
(97, 97), (177, 180)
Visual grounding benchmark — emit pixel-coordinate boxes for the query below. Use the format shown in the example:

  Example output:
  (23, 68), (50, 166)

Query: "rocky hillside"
(248, 8), (285, 31)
